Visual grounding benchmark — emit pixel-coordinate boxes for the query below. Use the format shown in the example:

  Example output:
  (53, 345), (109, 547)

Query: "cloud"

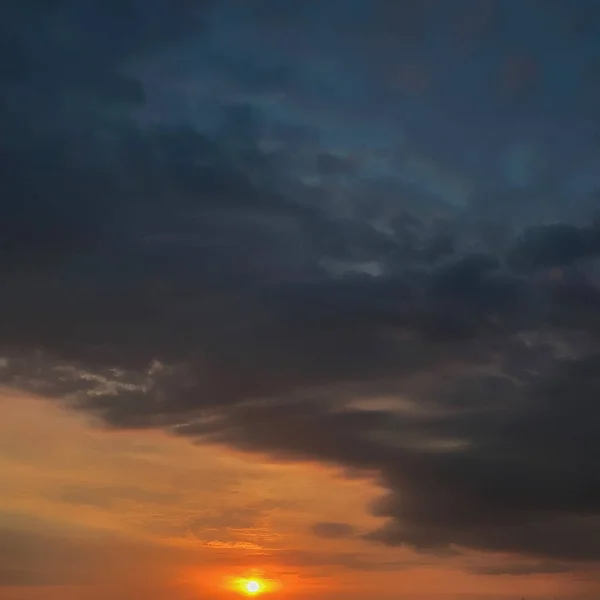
(508, 222), (600, 271)
(470, 562), (572, 576)
(272, 549), (413, 573)
(2, 0), (600, 573)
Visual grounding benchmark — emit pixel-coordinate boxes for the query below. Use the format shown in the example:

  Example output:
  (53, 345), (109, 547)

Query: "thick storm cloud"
(3, 0), (600, 568)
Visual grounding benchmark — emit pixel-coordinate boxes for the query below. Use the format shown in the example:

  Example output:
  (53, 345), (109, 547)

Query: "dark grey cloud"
(2, 0), (600, 574)
(471, 561), (572, 576)
(508, 222), (600, 271)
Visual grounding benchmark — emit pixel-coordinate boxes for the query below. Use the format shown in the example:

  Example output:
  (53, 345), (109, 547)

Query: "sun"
(228, 574), (278, 596)
(244, 580), (262, 595)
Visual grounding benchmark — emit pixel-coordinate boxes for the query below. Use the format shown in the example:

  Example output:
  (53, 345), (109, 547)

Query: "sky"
(2, 1), (600, 599)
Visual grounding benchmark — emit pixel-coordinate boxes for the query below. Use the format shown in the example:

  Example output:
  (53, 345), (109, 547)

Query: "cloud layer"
(3, 0), (600, 569)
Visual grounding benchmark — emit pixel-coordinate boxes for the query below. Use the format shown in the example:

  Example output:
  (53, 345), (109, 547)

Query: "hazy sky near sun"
(3, 1), (600, 599)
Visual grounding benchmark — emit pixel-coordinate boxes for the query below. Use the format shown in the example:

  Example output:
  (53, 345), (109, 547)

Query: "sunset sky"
(2, 1), (600, 599)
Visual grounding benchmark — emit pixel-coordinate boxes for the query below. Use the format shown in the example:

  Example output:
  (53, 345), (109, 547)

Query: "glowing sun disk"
(228, 575), (277, 596)
(245, 580), (261, 594)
